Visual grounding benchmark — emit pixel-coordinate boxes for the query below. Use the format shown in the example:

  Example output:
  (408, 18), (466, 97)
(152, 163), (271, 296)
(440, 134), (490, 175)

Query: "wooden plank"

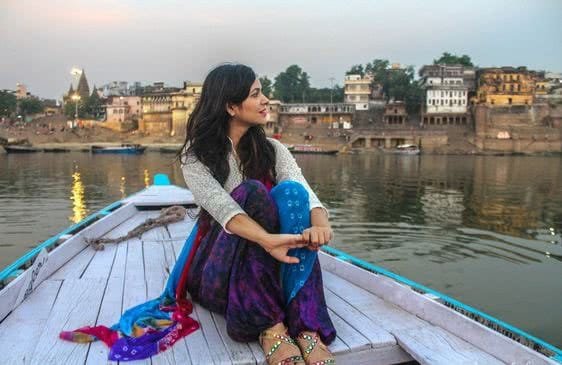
(143, 239), (168, 298)
(324, 286), (395, 349)
(194, 303), (233, 365)
(183, 302), (216, 365)
(144, 226), (195, 365)
(49, 246), (95, 280)
(334, 345), (413, 365)
(123, 186), (195, 207)
(247, 342), (266, 365)
(121, 237), (151, 365)
(393, 326), (504, 365)
(166, 216), (197, 242)
(320, 252), (557, 364)
(327, 333), (349, 355)
(322, 270), (427, 333)
(212, 312), (258, 365)
(327, 308), (370, 354)
(0, 280), (62, 364)
(85, 242), (128, 365)
(0, 202), (137, 322)
(144, 238), (187, 365)
(81, 242), (117, 280)
(28, 278), (106, 365)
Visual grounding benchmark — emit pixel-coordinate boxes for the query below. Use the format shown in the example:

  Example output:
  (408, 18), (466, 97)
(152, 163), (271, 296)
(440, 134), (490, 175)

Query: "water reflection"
(119, 176), (126, 198)
(144, 169), (150, 187)
(69, 169), (87, 223)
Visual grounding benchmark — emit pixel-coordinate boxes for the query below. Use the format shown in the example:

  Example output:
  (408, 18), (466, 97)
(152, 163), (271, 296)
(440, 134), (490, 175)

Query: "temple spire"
(77, 69), (90, 99)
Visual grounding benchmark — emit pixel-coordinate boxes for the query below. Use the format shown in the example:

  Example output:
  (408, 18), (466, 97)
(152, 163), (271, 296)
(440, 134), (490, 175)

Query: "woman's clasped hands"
(259, 226), (333, 264)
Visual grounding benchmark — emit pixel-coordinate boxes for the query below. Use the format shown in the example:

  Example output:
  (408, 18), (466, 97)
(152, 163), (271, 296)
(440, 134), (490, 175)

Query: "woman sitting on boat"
(178, 63), (336, 365)
(60, 63), (336, 365)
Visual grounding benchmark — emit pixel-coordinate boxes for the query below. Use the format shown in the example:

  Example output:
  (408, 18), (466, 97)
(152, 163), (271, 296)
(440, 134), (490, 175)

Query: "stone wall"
(474, 104), (561, 152)
(139, 112), (172, 135)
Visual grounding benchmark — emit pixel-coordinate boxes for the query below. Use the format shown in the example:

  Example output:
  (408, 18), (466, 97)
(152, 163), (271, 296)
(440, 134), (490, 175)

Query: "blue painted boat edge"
(321, 245), (562, 362)
(0, 172), (172, 284)
(0, 200), (123, 284)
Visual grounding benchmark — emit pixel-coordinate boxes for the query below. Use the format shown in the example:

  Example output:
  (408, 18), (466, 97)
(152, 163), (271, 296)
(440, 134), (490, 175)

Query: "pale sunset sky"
(1, 0), (561, 99)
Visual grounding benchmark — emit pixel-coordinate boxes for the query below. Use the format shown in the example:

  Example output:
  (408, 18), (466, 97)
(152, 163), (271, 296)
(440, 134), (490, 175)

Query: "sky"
(1, 0), (561, 99)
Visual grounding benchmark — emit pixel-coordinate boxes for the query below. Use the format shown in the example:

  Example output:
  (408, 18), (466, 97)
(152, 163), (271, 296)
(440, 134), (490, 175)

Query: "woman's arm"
(181, 152), (245, 232)
(269, 139), (333, 249)
(226, 214), (306, 264)
(182, 151), (306, 263)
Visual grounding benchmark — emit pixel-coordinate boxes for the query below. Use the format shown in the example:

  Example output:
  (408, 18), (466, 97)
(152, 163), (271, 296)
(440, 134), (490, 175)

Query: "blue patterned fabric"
(271, 180), (318, 304)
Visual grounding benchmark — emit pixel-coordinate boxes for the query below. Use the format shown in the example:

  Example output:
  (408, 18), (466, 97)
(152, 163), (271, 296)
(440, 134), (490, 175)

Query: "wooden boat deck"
(0, 185), (558, 364)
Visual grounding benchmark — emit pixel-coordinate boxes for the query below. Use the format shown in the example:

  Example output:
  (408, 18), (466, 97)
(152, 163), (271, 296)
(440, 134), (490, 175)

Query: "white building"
(344, 74), (372, 110)
(419, 65), (472, 114)
(101, 81), (129, 97)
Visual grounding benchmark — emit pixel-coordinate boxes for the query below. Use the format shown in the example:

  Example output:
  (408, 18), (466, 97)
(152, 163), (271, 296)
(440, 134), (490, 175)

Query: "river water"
(1, 152), (561, 348)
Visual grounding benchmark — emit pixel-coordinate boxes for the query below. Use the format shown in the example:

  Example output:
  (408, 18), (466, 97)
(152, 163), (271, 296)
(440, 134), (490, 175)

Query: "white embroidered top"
(181, 137), (326, 232)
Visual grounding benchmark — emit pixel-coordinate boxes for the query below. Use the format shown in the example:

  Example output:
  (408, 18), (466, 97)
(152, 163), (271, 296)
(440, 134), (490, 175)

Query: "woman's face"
(228, 79), (270, 125)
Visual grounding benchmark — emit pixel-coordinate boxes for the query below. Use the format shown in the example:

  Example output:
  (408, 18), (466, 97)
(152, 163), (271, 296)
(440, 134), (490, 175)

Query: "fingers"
(311, 230), (319, 246)
(289, 243), (307, 249)
(281, 255), (299, 264)
(324, 230), (331, 245)
(302, 229), (310, 244)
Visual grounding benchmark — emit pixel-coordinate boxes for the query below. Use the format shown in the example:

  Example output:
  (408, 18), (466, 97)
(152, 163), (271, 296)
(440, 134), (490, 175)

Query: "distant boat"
(3, 145), (41, 153)
(385, 144), (420, 155)
(42, 148), (70, 153)
(159, 147), (179, 154)
(291, 144), (338, 155)
(91, 144), (146, 154)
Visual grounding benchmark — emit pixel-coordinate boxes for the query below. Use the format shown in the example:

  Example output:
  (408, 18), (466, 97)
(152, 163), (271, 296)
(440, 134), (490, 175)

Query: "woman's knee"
(231, 179), (267, 196)
(271, 180), (309, 202)
(231, 179), (278, 230)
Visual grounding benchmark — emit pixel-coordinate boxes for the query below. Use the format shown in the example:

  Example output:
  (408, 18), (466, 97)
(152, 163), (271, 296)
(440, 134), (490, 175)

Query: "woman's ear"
(226, 103), (237, 117)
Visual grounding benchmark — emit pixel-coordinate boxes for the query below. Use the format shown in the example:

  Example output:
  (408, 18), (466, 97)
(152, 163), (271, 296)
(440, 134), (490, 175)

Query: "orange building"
(476, 67), (544, 106)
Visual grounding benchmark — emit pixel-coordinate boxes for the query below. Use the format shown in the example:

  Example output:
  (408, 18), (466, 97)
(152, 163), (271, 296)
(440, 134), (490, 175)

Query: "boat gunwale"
(321, 245), (562, 362)
(0, 200), (123, 286)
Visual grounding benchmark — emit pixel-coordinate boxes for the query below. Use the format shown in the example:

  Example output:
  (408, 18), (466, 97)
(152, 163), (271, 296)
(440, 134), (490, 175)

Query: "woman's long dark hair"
(178, 63), (276, 186)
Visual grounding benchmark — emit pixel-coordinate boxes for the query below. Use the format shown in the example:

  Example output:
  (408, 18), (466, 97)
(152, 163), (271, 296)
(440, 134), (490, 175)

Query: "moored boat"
(159, 147), (179, 154)
(91, 143), (146, 154)
(3, 145), (42, 153)
(291, 144), (339, 155)
(42, 147), (70, 153)
(0, 175), (560, 364)
(383, 143), (421, 155)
